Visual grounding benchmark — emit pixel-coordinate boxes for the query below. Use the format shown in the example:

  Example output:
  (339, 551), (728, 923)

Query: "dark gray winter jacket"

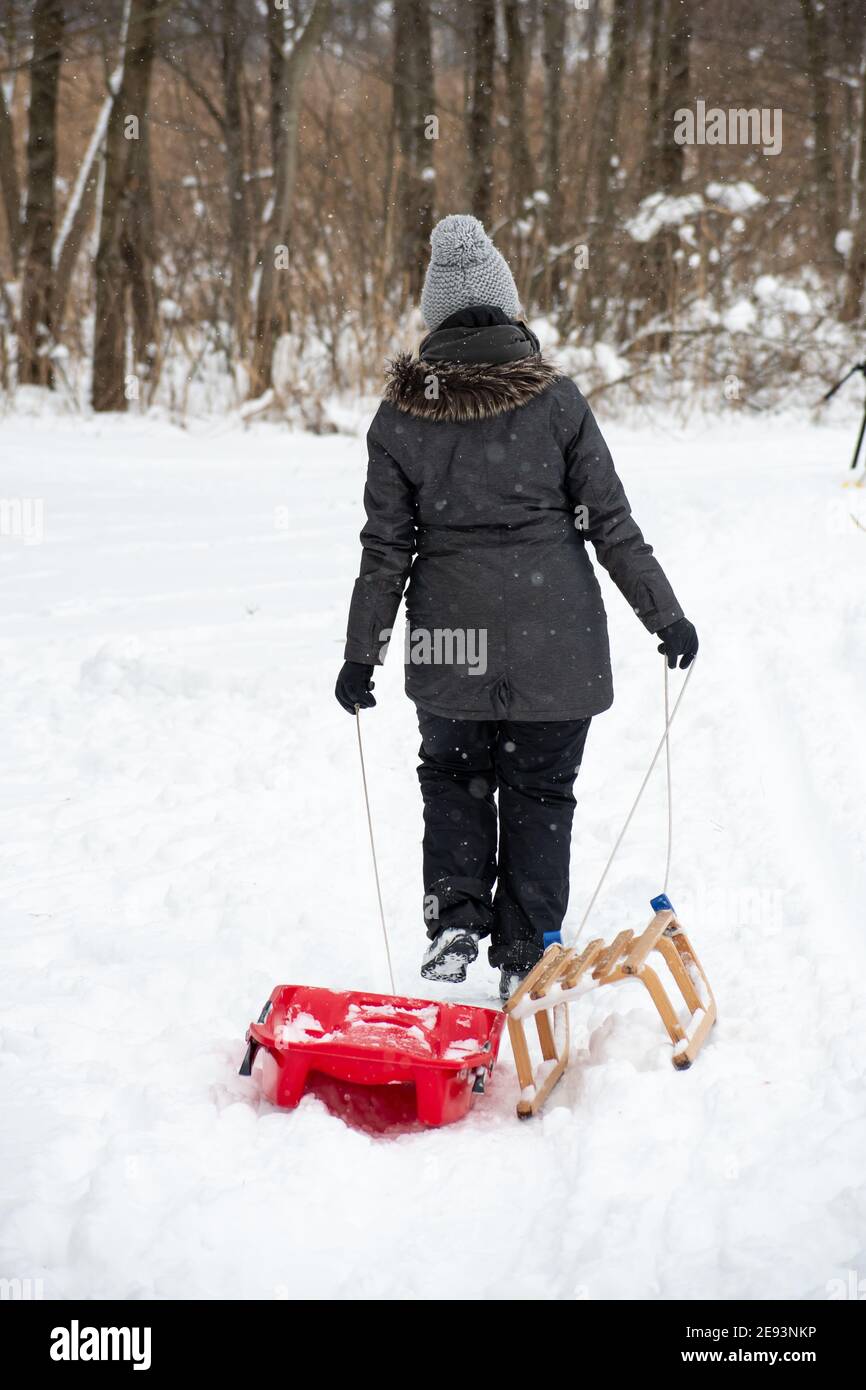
(343, 322), (683, 720)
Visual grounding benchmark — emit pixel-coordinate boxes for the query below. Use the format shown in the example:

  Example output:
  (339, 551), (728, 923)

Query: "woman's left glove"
(335, 660), (376, 713)
(656, 617), (699, 669)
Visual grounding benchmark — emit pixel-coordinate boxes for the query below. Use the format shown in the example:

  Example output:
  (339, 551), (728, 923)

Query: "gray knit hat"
(420, 214), (520, 330)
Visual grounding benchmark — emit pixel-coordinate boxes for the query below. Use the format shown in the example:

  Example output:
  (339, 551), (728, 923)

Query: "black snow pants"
(416, 713), (591, 973)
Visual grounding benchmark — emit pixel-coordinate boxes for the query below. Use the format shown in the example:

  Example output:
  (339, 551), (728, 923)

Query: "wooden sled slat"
(504, 946), (563, 1014)
(560, 937), (606, 988)
(622, 909), (675, 975)
(530, 946), (572, 998)
(591, 929), (634, 981)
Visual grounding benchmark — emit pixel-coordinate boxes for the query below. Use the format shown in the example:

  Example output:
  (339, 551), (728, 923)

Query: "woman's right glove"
(656, 617), (699, 669)
(335, 660), (376, 713)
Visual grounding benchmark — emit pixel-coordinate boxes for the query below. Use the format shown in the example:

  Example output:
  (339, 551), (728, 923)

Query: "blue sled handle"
(651, 893), (675, 914)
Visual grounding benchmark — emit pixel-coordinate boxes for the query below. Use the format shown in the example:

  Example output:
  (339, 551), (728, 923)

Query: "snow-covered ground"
(1, 407), (865, 1300)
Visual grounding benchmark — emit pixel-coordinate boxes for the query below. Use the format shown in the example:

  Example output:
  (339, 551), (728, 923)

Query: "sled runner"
(504, 896), (716, 1119)
(240, 984), (505, 1127)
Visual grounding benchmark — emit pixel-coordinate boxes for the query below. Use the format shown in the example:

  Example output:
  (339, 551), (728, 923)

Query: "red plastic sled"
(240, 985), (506, 1127)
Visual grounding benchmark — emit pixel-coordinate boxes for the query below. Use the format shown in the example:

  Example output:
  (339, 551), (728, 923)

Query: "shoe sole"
(420, 938), (479, 985)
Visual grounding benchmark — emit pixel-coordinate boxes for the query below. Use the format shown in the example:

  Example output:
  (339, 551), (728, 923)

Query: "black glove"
(657, 617), (699, 670)
(335, 660), (376, 714)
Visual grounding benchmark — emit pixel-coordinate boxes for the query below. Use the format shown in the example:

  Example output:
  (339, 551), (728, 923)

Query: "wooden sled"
(504, 907), (716, 1119)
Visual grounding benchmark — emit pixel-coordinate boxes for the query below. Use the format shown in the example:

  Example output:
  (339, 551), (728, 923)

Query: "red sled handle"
(238, 1002), (276, 1077)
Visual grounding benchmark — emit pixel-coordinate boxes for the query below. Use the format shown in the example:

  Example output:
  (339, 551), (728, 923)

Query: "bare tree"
(221, 0), (249, 353)
(842, 43), (866, 320)
(411, 0), (436, 295)
(467, 0), (496, 225)
(639, 0), (691, 342)
(640, 0), (667, 197)
(53, 2), (132, 336)
(0, 77), (20, 271)
(156, 0), (255, 360)
(0, 2), (25, 279)
(123, 5), (162, 391)
(800, 0), (840, 263)
(541, 0), (565, 249)
(656, 0), (690, 194)
(19, 0), (64, 386)
(249, 0), (331, 399)
(92, 0), (162, 411)
(586, 0), (632, 326)
(502, 0), (533, 216)
(392, 0), (436, 299)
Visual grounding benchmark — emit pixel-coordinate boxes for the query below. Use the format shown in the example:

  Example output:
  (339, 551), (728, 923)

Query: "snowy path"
(1, 410), (865, 1300)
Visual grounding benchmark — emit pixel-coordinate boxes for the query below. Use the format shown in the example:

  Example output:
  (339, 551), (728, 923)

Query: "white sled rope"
(504, 659), (717, 1119)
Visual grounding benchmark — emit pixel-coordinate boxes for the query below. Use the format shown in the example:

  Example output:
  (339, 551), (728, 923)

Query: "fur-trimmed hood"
(383, 352), (561, 422)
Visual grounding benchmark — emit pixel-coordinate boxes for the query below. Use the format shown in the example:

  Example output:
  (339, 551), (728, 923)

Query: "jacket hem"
(410, 692), (613, 722)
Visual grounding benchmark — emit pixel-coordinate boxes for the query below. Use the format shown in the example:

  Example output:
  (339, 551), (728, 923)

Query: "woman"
(335, 215), (697, 1001)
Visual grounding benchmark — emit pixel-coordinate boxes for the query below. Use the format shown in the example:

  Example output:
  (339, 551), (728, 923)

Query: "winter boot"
(420, 926), (481, 984)
(499, 966), (529, 1004)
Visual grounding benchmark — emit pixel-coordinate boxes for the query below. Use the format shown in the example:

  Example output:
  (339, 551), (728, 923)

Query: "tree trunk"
(502, 0), (533, 216)
(392, 0), (413, 285)
(657, 0), (690, 193)
(640, 0), (691, 343)
(53, 108), (114, 335)
(267, 0), (283, 172)
(800, 0), (839, 262)
(0, 79), (21, 271)
(222, 0), (249, 354)
(92, 0), (161, 412)
(19, 0), (63, 387)
(410, 0), (436, 299)
(392, 0), (436, 299)
(842, 50), (866, 321)
(249, 0), (331, 399)
(541, 0), (565, 250)
(122, 44), (158, 389)
(53, 0), (132, 335)
(467, 0), (496, 225)
(592, 0), (630, 227)
(575, 0), (604, 214)
(587, 0), (631, 326)
(640, 0), (667, 197)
